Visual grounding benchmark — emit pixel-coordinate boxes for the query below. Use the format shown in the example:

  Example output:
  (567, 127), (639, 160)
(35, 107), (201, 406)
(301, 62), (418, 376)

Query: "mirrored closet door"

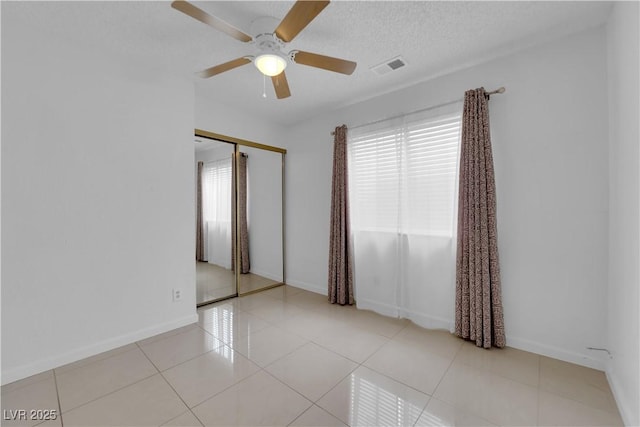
(195, 130), (286, 304)
(236, 146), (284, 295)
(195, 139), (238, 305)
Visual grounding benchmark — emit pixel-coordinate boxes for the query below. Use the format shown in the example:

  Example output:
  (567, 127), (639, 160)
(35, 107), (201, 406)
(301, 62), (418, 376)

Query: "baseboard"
(285, 279), (326, 296)
(506, 335), (605, 371)
(606, 364), (637, 426)
(280, 281), (609, 373)
(1, 313), (198, 385)
(321, 294), (607, 371)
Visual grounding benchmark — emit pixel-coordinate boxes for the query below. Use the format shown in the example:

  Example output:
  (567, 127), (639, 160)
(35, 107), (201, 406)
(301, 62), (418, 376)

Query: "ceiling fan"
(171, 0), (357, 99)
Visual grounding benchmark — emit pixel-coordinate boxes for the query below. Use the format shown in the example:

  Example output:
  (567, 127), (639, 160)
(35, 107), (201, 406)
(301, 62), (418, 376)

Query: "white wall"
(1, 8), (196, 384)
(284, 27), (610, 370)
(606, 2), (640, 425)
(195, 93), (287, 149)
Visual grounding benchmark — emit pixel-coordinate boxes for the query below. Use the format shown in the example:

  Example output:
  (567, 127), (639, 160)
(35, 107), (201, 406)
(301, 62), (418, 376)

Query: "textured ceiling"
(5, 1), (612, 125)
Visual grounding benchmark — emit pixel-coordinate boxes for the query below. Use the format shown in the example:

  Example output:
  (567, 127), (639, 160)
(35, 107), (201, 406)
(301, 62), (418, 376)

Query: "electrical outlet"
(172, 288), (183, 302)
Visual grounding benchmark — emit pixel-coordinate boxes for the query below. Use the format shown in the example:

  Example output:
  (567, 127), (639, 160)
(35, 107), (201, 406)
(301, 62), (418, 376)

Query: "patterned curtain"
(232, 152), (250, 274)
(196, 161), (204, 261)
(455, 88), (506, 348)
(328, 125), (354, 305)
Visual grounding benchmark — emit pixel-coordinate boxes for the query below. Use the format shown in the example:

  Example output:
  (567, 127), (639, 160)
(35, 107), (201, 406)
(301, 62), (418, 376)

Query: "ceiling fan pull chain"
(262, 74), (267, 99)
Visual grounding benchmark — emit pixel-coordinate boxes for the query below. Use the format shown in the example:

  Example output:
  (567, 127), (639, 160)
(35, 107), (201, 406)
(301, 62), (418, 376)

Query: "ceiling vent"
(371, 56), (407, 76)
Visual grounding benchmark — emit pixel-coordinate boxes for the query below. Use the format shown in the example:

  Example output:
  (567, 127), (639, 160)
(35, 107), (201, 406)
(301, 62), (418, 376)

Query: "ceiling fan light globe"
(255, 54), (287, 76)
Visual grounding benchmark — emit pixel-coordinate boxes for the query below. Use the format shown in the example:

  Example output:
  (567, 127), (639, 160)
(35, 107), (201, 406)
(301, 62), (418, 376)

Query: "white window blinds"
(348, 108), (461, 236)
(202, 157), (232, 223)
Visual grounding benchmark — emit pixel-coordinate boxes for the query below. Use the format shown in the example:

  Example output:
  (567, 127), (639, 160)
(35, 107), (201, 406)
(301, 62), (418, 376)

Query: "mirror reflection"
(237, 146), (284, 295)
(195, 139), (236, 304)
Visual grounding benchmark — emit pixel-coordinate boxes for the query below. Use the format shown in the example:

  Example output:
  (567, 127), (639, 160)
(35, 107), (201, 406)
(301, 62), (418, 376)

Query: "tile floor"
(1, 285), (624, 426)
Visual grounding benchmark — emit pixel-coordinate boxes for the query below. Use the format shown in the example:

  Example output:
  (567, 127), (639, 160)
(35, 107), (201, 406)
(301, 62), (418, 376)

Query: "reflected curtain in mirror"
(328, 125), (354, 305)
(232, 152), (250, 274)
(196, 161), (204, 261)
(202, 157), (233, 269)
(455, 87), (505, 348)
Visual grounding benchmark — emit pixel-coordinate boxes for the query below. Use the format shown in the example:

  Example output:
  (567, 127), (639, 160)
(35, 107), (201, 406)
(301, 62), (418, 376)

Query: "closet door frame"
(195, 129), (287, 298)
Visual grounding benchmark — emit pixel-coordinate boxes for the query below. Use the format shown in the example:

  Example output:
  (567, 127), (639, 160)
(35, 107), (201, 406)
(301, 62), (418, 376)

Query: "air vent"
(371, 56), (407, 76)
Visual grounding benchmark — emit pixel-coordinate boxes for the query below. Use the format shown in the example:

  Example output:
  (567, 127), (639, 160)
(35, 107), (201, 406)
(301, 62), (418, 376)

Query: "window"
(348, 110), (461, 236)
(346, 103), (462, 325)
(202, 157), (232, 223)
(202, 157), (233, 268)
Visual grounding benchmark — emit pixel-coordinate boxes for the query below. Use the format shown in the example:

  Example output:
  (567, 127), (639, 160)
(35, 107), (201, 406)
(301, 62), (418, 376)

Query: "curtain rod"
(331, 86), (505, 135)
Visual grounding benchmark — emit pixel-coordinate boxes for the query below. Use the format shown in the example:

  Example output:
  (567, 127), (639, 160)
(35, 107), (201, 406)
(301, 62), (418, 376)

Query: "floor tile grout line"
(244, 328), (362, 402)
(136, 329), (229, 374)
(241, 308), (358, 423)
(156, 370), (202, 425)
(359, 328), (462, 398)
(188, 408), (205, 427)
(186, 367), (312, 424)
(255, 368), (316, 423)
(537, 354), (542, 426)
(160, 344), (267, 414)
(430, 339), (478, 397)
(255, 305), (393, 367)
(357, 335), (393, 367)
(537, 386), (623, 418)
(160, 409), (204, 427)
(188, 365), (265, 412)
(304, 328), (432, 427)
(285, 407), (310, 427)
(399, 327), (455, 425)
(307, 360), (361, 405)
(57, 370), (159, 417)
(135, 341), (163, 374)
(309, 333), (389, 366)
(411, 396), (433, 427)
(51, 369), (64, 427)
(355, 360), (437, 398)
(55, 347), (160, 414)
(450, 344), (542, 389)
(250, 299), (439, 413)
(537, 383), (542, 426)
(538, 358), (621, 414)
(433, 345), (540, 427)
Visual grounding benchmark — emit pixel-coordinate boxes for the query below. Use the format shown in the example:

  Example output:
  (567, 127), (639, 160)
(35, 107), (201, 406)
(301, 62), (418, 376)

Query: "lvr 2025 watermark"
(3, 409), (58, 421)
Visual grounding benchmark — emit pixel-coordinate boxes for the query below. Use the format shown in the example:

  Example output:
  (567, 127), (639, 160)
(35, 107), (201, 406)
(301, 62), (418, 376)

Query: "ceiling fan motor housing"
(253, 32), (287, 56)
(250, 16), (287, 58)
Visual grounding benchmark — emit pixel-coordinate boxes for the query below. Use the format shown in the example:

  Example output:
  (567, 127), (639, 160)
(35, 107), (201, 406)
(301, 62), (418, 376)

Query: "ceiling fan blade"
(271, 72), (291, 99)
(198, 57), (252, 78)
(274, 0), (330, 43)
(171, 1), (252, 43)
(292, 51), (357, 75)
